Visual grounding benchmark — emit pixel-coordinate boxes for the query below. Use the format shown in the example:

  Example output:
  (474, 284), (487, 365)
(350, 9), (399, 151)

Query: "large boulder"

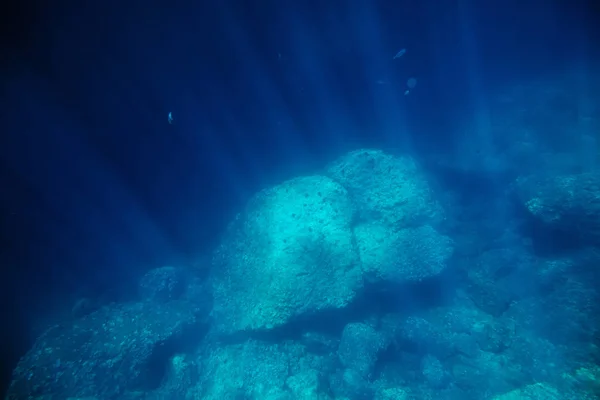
(327, 150), (453, 285)
(211, 150), (454, 334)
(356, 222), (453, 284)
(325, 149), (443, 230)
(515, 172), (600, 243)
(338, 323), (389, 378)
(138, 265), (188, 302)
(5, 300), (206, 400)
(211, 175), (363, 333)
(188, 340), (333, 400)
(491, 383), (561, 400)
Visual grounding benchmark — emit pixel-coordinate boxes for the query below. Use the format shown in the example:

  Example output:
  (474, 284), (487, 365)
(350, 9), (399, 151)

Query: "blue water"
(1, 1), (599, 399)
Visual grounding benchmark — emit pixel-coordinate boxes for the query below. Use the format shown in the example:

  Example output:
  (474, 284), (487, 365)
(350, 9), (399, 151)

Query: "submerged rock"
(6, 300), (207, 400)
(515, 171), (600, 244)
(211, 150), (453, 335)
(325, 149), (443, 230)
(211, 175), (363, 333)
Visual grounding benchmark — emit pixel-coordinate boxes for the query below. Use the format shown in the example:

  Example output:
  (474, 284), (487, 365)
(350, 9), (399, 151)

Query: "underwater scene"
(1, 1), (599, 399)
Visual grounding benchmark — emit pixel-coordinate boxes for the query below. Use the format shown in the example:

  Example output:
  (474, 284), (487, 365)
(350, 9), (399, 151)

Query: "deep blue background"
(0, 0), (598, 394)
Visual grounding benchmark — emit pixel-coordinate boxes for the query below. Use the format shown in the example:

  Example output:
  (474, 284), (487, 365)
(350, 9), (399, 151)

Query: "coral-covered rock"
(326, 149), (443, 229)
(6, 300), (206, 400)
(338, 323), (388, 378)
(515, 172), (600, 243)
(139, 265), (187, 302)
(211, 175), (363, 333)
(492, 383), (561, 400)
(356, 222), (453, 284)
(211, 150), (453, 335)
(189, 340), (332, 400)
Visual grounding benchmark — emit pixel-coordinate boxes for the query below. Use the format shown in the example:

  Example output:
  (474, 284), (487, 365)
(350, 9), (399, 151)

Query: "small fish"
(393, 48), (406, 59)
(405, 77), (417, 95)
(168, 112), (174, 124)
(407, 77), (417, 89)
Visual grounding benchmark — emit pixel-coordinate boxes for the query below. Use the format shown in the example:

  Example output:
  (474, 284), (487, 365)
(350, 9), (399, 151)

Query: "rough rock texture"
(421, 354), (446, 388)
(355, 222), (453, 284)
(7, 139), (600, 400)
(138, 265), (187, 302)
(492, 383), (562, 400)
(5, 300), (206, 400)
(338, 323), (388, 378)
(374, 387), (410, 400)
(515, 172), (600, 242)
(189, 340), (334, 400)
(211, 150), (455, 335)
(211, 175), (363, 333)
(325, 149), (443, 230)
(466, 247), (536, 317)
